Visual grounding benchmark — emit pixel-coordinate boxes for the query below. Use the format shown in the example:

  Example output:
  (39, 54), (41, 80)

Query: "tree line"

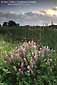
(0, 20), (19, 27)
(0, 20), (57, 29)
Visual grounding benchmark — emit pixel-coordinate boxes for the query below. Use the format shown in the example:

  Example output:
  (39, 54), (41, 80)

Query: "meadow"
(0, 23), (57, 85)
(0, 25), (57, 56)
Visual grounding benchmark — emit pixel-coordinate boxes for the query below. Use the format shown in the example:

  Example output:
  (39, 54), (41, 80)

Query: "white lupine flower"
(33, 42), (37, 49)
(28, 41), (31, 46)
(49, 59), (52, 62)
(24, 58), (26, 60)
(11, 54), (14, 59)
(19, 68), (21, 71)
(38, 51), (41, 56)
(47, 46), (49, 49)
(27, 65), (30, 69)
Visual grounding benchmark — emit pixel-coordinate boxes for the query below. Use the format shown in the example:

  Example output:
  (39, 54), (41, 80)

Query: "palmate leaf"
(2, 68), (11, 74)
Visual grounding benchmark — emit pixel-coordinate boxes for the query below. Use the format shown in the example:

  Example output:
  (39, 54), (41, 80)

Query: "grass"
(0, 34), (18, 57)
(0, 25), (57, 57)
(0, 40), (16, 57)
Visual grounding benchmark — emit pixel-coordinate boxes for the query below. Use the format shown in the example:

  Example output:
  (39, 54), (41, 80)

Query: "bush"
(0, 41), (57, 85)
(33, 52), (57, 85)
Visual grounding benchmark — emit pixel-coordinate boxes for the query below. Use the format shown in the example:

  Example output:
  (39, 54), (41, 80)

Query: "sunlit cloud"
(32, 7), (57, 17)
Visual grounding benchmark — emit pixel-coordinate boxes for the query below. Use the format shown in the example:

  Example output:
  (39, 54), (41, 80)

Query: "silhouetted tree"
(3, 22), (8, 27)
(0, 24), (1, 27)
(8, 20), (17, 27)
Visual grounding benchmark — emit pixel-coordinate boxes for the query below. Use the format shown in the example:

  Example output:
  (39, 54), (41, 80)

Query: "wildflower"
(10, 53), (13, 59)
(5, 40), (52, 75)
(38, 50), (41, 56)
(49, 58), (52, 62)
(33, 42), (37, 49)
(19, 68), (21, 72)
(27, 65), (30, 69)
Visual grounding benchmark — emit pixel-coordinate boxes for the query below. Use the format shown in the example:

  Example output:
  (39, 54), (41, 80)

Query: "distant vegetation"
(0, 20), (57, 51)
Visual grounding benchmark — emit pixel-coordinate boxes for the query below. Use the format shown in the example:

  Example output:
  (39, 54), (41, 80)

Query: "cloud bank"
(0, 6), (57, 26)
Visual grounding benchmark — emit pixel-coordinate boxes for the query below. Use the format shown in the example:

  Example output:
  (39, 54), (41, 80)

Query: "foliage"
(8, 20), (17, 27)
(33, 52), (57, 85)
(3, 22), (8, 27)
(0, 41), (57, 85)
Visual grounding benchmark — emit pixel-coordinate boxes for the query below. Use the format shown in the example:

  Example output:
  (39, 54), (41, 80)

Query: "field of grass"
(0, 33), (20, 57)
(0, 25), (57, 57)
(0, 25), (57, 85)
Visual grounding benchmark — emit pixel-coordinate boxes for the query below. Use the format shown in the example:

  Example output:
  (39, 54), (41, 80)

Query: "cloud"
(0, 12), (16, 17)
(32, 7), (57, 17)
(0, 9), (57, 26)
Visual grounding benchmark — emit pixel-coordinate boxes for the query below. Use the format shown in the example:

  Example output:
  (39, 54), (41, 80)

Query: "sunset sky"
(0, 0), (57, 26)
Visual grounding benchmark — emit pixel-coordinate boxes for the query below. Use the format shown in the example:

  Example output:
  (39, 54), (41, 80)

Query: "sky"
(0, 0), (57, 26)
